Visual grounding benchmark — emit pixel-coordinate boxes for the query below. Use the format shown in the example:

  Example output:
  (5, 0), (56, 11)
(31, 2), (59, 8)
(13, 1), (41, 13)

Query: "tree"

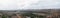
(39, 15), (44, 18)
(2, 15), (7, 18)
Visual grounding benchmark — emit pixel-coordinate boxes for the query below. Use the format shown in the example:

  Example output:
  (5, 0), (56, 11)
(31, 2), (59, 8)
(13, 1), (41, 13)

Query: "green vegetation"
(1, 13), (46, 18)
(2, 15), (7, 18)
(24, 13), (45, 18)
(31, 14), (36, 18)
(39, 15), (44, 18)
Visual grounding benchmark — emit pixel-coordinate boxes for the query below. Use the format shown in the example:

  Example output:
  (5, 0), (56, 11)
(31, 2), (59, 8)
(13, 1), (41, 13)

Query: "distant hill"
(0, 9), (60, 15)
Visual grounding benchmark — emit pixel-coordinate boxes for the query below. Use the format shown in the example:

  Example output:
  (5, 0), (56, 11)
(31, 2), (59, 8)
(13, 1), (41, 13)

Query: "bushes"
(31, 14), (46, 18)
(39, 15), (44, 18)
(2, 15), (7, 18)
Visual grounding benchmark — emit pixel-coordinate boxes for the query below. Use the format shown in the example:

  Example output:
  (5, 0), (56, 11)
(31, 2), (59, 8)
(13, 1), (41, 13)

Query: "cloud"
(0, 0), (60, 10)
(0, 0), (17, 10)
(22, 0), (60, 9)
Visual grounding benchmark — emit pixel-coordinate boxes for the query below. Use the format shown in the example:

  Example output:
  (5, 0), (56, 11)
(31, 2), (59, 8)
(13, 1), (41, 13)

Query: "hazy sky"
(0, 0), (60, 10)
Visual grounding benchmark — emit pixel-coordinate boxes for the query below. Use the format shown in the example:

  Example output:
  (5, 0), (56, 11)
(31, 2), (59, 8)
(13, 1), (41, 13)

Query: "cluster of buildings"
(0, 9), (60, 18)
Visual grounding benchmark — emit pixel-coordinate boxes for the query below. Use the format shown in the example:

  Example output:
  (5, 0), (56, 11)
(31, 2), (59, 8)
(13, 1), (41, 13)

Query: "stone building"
(46, 9), (60, 18)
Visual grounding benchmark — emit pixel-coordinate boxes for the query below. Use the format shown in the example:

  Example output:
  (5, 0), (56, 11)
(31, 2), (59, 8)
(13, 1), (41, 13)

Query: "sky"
(0, 0), (60, 10)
